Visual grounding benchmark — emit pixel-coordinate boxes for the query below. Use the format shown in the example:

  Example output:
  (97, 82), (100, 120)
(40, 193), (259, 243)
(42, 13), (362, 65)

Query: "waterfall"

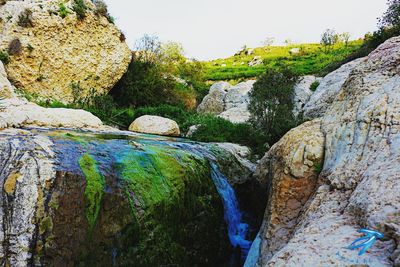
(210, 163), (253, 261)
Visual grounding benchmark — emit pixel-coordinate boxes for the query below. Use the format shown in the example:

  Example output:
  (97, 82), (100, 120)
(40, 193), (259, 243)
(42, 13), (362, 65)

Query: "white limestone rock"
(129, 115), (181, 137)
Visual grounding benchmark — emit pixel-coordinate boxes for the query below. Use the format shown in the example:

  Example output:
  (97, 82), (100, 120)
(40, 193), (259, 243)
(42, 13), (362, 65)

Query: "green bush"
(111, 59), (178, 108)
(249, 67), (299, 146)
(18, 9), (33, 27)
(58, 3), (69, 18)
(310, 80), (320, 91)
(72, 0), (87, 20)
(0, 50), (10, 64)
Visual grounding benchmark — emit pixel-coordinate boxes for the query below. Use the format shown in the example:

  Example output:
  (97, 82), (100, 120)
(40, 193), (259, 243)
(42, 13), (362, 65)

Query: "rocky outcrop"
(0, 0), (131, 103)
(302, 57), (365, 119)
(254, 120), (324, 260)
(129, 115), (181, 137)
(0, 128), (236, 266)
(251, 37), (400, 266)
(197, 80), (255, 124)
(292, 75), (321, 117)
(197, 81), (230, 114)
(0, 62), (14, 98)
(0, 98), (103, 129)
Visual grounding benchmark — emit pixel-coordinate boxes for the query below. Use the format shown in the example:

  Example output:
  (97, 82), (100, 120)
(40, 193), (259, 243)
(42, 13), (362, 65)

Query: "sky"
(103, 0), (388, 60)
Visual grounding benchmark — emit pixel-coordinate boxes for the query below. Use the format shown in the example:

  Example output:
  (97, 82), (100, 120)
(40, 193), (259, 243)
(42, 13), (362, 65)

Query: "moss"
(3, 172), (20, 195)
(39, 216), (53, 235)
(79, 153), (105, 231)
(114, 144), (228, 266)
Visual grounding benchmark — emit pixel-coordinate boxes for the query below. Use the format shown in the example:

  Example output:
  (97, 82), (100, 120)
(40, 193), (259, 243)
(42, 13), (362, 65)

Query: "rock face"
(0, 0), (131, 103)
(0, 128), (237, 266)
(196, 81), (230, 114)
(292, 75), (320, 117)
(251, 37), (400, 266)
(129, 115), (181, 137)
(0, 62), (14, 98)
(254, 119), (324, 259)
(197, 80), (256, 124)
(302, 57), (365, 119)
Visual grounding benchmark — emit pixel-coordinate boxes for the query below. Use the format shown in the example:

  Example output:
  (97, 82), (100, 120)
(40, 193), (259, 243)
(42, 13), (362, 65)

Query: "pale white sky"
(103, 0), (388, 60)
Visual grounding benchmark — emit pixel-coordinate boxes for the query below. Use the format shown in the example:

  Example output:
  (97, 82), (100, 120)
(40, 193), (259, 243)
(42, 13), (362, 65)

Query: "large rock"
(0, 62), (14, 98)
(0, 98), (104, 129)
(302, 57), (365, 119)
(0, 0), (131, 103)
(129, 115), (181, 137)
(254, 119), (324, 260)
(292, 75), (320, 117)
(0, 128), (233, 266)
(252, 37), (400, 266)
(196, 81), (230, 114)
(197, 80), (255, 124)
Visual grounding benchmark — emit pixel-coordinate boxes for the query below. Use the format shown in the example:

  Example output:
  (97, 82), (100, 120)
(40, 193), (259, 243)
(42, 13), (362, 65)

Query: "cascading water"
(210, 163), (253, 261)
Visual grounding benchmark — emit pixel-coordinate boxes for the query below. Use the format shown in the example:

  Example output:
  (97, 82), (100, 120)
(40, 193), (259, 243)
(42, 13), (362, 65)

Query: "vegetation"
(58, 3), (69, 19)
(17, 9), (33, 27)
(94, 0), (114, 23)
(111, 35), (207, 110)
(0, 50), (10, 64)
(249, 67), (300, 146)
(8, 38), (22, 56)
(310, 80), (320, 91)
(204, 40), (362, 81)
(72, 0), (87, 20)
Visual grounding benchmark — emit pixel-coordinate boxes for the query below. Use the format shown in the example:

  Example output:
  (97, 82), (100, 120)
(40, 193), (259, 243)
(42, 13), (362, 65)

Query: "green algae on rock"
(79, 153), (105, 231)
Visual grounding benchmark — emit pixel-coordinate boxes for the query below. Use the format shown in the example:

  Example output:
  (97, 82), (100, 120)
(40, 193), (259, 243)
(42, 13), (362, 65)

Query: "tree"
(133, 34), (162, 63)
(321, 29), (339, 52)
(379, 0), (400, 27)
(340, 32), (351, 47)
(249, 67), (299, 145)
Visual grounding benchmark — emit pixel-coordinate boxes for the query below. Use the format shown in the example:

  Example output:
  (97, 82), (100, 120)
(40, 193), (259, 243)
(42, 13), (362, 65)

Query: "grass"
(204, 40), (363, 81)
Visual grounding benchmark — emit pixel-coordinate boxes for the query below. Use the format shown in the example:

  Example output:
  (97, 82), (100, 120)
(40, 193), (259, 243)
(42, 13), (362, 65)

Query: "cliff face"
(250, 37), (400, 266)
(0, 0), (131, 102)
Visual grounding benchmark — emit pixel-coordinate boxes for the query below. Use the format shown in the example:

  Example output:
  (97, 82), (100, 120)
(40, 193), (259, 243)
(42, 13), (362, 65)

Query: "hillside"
(204, 40), (363, 81)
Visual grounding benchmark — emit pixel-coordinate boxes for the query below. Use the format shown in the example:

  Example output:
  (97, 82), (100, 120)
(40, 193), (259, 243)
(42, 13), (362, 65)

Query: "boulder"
(292, 75), (320, 117)
(289, 48), (300, 55)
(196, 81), (230, 114)
(302, 57), (365, 119)
(248, 56), (263, 67)
(0, 62), (14, 98)
(224, 80), (255, 110)
(0, 0), (131, 103)
(0, 98), (103, 129)
(219, 107), (251, 124)
(129, 115), (181, 137)
(252, 37), (400, 266)
(197, 80), (256, 124)
(253, 119), (324, 261)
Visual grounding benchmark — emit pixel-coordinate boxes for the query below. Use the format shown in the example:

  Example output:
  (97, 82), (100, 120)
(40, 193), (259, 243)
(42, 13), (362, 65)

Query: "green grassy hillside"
(204, 40), (363, 81)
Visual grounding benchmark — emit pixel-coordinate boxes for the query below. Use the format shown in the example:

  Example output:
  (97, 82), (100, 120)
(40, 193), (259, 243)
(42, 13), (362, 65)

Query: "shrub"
(72, 0), (87, 20)
(321, 29), (339, 52)
(94, 0), (114, 23)
(310, 80), (320, 91)
(0, 50), (10, 64)
(58, 3), (69, 18)
(8, 38), (22, 55)
(18, 9), (33, 27)
(111, 59), (177, 108)
(249, 67), (299, 146)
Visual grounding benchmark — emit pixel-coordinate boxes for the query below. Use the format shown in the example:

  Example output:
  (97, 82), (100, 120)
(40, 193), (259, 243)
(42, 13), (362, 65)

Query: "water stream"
(210, 163), (253, 262)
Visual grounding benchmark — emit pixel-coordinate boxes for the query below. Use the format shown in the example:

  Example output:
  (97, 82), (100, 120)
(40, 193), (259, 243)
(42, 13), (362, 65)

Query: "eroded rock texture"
(251, 37), (400, 266)
(1, 129), (254, 266)
(0, 0), (131, 102)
